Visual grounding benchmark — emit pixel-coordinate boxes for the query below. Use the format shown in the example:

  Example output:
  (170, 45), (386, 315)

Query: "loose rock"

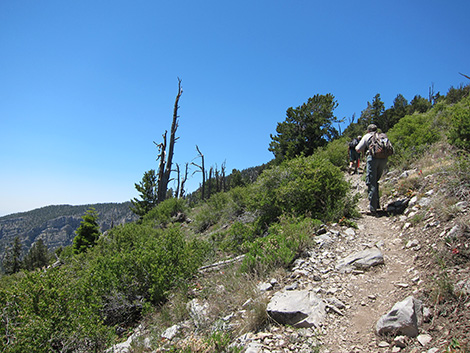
(376, 296), (423, 337)
(266, 290), (326, 328)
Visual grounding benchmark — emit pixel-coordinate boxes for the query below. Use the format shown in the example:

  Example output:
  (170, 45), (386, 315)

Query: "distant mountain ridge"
(0, 202), (138, 261)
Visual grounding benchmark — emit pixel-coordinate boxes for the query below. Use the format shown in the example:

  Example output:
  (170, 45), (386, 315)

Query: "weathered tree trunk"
(156, 78), (183, 203)
(221, 161), (226, 192)
(154, 132), (167, 202)
(207, 167), (213, 199)
(215, 166), (220, 193)
(179, 163), (189, 199)
(175, 163), (181, 199)
(192, 145), (205, 200)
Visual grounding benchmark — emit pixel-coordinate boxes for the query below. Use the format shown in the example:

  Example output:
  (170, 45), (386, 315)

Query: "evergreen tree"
(23, 239), (50, 271)
(408, 95), (432, 114)
(229, 169), (245, 188)
(3, 236), (22, 274)
(130, 169), (158, 218)
(357, 94), (385, 131)
(380, 94), (408, 132)
(269, 93), (339, 163)
(445, 84), (470, 104)
(371, 93), (385, 128)
(72, 207), (101, 254)
(357, 102), (373, 128)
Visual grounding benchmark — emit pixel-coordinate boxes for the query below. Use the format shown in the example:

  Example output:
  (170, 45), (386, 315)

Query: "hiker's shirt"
(355, 132), (374, 155)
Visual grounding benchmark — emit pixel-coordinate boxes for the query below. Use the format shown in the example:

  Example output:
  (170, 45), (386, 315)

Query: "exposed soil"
(318, 171), (470, 353)
(319, 173), (418, 352)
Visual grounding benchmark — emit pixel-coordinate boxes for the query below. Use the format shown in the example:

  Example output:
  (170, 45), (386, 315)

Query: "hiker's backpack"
(368, 132), (394, 158)
(348, 138), (359, 149)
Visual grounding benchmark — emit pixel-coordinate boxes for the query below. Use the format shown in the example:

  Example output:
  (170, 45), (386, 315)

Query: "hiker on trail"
(355, 124), (392, 215)
(348, 136), (361, 174)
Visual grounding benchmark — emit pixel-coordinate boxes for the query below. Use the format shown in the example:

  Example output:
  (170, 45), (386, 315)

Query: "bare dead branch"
(193, 145), (205, 200)
(459, 72), (470, 80)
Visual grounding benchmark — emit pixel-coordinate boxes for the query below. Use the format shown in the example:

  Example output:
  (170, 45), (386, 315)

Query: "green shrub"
(191, 192), (231, 232)
(241, 216), (319, 274)
(0, 268), (113, 352)
(191, 188), (251, 233)
(220, 221), (257, 253)
(90, 224), (206, 305)
(206, 331), (235, 352)
(387, 102), (451, 167)
(143, 197), (187, 226)
(248, 155), (349, 227)
(448, 96), (470, 151)
(315, 136), (349, 169)
(226, 186), (251, 217)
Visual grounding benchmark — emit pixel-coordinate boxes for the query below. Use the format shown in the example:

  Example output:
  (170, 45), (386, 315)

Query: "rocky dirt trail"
(239, 171), (430, 353)
(320, 173), (419, 352)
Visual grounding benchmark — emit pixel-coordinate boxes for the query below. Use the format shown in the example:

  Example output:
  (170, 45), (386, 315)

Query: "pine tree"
(23, 239), (50, 271)
(269, 94), (339, 163)
(3, 236), (22, 274)
(130, 169), (158, 218)
(72, 207), (101, 254)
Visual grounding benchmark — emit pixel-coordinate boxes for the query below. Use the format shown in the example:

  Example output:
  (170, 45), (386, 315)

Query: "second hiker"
(348, 135), (362, 174)
(355, 124), (393, 215)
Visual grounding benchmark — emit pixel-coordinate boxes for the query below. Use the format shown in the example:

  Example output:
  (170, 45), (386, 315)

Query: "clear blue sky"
(1, 0), (469, 216)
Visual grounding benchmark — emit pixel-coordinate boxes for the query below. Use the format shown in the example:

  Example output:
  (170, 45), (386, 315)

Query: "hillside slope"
(112, 157), (469, 352)
(0, 203), (138, 261)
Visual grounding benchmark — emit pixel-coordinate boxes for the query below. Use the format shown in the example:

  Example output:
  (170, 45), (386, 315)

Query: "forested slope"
(0, 202), (137, 262)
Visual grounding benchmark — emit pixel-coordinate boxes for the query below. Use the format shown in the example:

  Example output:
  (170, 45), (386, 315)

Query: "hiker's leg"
(372, 158), (385, 210)
(366, 156), (379, 212)
(374, 158), (387, 210)
(376, 158), (387, 181)
(354, 153), (359, 173)
(348, 150), (354, 172)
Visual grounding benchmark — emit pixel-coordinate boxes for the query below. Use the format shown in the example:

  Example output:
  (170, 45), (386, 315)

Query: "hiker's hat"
(367, 124), (377, 132)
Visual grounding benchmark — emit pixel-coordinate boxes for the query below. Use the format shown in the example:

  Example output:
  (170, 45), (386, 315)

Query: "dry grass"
(142, 261), (286, 351)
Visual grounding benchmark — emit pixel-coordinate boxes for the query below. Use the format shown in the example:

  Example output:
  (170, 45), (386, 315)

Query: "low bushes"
(142, 197), (187, 226)
(241, 216), (320, 274)
(387, 96), (470, 167)
(448, 96), (470, 152)
(0, 267), (113, 352)
(91, 224), (208, 305)
(0, 222), (211, 352)
(248, 155), (350, 227)
(315, 136), (349, 169)
(191, 187), (251, 233)
(387, 103), (450, 168)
